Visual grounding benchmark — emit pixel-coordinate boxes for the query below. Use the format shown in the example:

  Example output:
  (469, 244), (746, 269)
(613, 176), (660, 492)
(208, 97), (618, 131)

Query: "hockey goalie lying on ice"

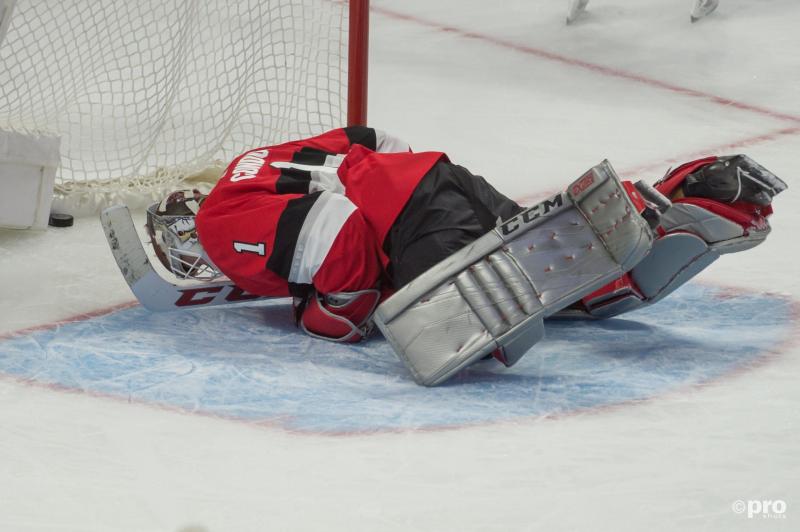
(100, 127), (787, 386)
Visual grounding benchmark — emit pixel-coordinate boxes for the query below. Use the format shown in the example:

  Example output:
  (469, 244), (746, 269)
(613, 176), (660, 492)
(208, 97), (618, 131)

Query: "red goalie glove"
(296, 288), (384, 342)
(567, 154), (787, 319)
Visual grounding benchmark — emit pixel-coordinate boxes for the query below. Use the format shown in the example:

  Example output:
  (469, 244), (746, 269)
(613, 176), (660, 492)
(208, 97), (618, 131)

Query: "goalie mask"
(146, 189), (223, 281)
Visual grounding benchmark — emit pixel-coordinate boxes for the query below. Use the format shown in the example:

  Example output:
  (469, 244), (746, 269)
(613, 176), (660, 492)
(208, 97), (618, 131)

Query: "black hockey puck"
(49, 213), (74, 227)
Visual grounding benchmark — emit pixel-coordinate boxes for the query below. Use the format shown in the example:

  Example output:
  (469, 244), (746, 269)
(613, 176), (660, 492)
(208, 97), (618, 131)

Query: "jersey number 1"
(233, 241), (266, 256)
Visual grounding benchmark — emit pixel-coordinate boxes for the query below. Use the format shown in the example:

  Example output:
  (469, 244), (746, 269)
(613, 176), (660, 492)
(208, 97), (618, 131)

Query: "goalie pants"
(385, 162), (523, 288)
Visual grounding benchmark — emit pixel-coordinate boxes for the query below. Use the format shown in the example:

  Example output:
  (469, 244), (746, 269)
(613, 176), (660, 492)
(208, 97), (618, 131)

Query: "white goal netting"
(0, 0), (353, 215)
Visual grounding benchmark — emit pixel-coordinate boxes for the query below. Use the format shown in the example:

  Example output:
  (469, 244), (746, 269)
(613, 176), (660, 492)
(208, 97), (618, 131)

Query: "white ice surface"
(1, 0), (799, 530)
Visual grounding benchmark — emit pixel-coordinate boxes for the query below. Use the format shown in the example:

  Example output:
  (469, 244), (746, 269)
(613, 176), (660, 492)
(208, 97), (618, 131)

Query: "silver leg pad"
(374, 160), (655, 386)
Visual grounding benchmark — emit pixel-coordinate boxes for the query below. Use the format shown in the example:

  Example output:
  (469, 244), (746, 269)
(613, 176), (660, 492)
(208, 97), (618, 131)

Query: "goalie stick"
(101, 205), (278, 311)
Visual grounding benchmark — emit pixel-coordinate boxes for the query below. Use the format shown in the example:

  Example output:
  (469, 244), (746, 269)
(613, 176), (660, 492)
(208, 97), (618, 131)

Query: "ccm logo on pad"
(499, 194), (565, 236)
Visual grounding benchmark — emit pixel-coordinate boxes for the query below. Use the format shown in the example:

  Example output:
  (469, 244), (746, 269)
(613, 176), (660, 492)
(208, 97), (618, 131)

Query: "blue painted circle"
(0, 283), (794, 433)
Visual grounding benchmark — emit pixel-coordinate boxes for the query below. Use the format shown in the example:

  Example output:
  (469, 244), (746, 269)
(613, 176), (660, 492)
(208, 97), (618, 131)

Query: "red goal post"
(348, 0), (369, 127)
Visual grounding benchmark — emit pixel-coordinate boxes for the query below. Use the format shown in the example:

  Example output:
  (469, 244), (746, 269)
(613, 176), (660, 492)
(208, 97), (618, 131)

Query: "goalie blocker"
(373, 160), (661, 386)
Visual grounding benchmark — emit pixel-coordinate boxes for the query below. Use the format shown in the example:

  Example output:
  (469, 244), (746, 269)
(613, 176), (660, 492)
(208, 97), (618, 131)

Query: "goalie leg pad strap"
(630, 232), (719, 304)
(581, 232), (720, 319)
(374, 160), (655, 386)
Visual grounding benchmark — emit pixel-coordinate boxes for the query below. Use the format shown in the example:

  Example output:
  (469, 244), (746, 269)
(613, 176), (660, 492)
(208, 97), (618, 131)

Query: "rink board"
(0, 283), (795, 434)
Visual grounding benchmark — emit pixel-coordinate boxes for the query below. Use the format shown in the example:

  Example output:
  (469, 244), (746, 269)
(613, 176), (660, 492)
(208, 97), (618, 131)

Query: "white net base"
(1, 0), (351, 216)
(51, 162), (228, 216)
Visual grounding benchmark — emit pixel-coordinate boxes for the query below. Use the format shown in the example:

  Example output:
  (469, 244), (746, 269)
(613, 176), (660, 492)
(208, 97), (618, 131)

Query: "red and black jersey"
(195, 127), (447, 297)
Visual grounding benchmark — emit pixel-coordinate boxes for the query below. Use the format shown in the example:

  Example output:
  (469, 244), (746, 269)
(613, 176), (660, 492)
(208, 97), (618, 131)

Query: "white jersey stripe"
(375, 129), (411, 153)
(287, 191), (357, 285)
(270, 159), (346, 194)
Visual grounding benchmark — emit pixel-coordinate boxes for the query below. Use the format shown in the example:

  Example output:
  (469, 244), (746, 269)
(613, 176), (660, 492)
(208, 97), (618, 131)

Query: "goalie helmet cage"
(0, 0), (369, 216)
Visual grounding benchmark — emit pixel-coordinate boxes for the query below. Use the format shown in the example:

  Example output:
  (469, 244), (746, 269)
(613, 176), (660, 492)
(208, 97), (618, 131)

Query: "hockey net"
(0, 0), (368, 215)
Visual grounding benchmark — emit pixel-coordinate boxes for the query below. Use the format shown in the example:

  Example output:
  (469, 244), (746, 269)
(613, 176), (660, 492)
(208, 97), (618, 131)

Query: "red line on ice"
(620, 126), (800, 176)
(372, 6), (800, 126)
(513, 125), (800, 206)
(0, 301), (138, 341)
